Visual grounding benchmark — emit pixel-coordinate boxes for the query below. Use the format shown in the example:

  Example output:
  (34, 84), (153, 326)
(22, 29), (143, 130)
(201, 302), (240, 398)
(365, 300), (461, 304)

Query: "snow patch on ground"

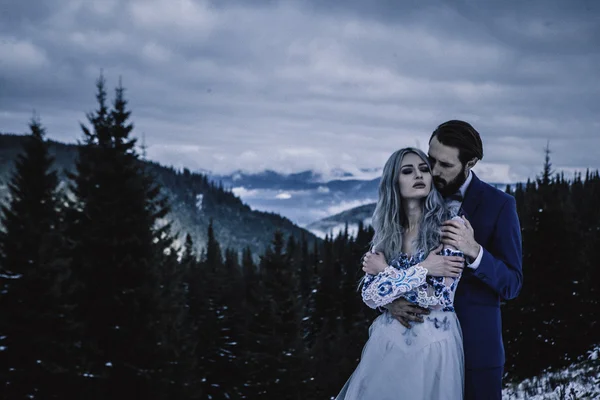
(503, 346), (600, 399)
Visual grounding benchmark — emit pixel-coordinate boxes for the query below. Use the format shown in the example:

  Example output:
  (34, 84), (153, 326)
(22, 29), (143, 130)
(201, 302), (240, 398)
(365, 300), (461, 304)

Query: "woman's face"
(398, 152), (432, 200)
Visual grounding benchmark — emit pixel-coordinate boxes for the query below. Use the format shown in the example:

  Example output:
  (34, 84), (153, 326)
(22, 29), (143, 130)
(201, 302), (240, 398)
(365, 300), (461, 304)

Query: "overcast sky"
(1, 0), (599, 183)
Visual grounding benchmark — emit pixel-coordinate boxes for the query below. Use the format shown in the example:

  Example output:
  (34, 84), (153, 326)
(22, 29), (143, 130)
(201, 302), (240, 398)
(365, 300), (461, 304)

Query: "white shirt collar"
(458, 170), (473, 198)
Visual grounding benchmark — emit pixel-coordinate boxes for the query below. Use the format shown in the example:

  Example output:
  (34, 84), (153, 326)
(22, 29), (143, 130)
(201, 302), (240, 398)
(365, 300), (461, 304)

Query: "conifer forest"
(1, 77), (599, 399)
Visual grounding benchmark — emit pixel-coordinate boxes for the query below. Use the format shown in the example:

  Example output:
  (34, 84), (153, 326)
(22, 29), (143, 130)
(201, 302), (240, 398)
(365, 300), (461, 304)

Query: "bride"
(335, 147), (467, 400)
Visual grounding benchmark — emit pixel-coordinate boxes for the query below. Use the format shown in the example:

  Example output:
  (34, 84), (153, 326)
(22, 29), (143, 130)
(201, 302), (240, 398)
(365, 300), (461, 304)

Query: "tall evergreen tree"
(0, 117), (72, 398)
(192, 221), (246, 399)
(539, 141), (554, 187)
(65, 76), (176, 398)
(253, 231), (307, 398)
(182, 234), (209, 399)
(205, 218), (222, 268)
(298, 234), (312, 299)
(158, 234), (200, 399)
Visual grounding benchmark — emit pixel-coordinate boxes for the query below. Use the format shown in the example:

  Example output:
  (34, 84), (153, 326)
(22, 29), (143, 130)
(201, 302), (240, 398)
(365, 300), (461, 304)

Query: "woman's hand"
(362, 251), (388, 275)
(419, 244), (465, 278)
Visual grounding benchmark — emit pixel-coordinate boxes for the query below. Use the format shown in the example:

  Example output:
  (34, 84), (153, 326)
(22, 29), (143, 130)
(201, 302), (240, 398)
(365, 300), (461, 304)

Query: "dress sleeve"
(361, 264), (428, 309)
(406, 248), (463, 309)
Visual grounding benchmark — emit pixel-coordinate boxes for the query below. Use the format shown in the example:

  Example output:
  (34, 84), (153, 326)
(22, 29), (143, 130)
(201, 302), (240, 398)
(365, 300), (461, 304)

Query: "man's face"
(428, 135), (467, 197)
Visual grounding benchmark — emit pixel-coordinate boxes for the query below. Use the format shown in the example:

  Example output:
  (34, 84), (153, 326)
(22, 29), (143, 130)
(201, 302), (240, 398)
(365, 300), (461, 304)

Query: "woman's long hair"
(370, 147), (449, 261)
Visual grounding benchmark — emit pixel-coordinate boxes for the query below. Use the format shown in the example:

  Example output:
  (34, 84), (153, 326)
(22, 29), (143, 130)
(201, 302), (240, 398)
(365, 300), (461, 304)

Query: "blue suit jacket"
(454, 173), (523, 369)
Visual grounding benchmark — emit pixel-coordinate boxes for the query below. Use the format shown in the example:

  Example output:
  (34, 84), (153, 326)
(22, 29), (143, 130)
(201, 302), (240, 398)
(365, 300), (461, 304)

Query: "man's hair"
(429, 120), (484, 164)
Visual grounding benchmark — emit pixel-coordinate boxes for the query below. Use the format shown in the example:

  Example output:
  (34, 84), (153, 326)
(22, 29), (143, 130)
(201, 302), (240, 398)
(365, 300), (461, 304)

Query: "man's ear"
(466, 158), (478, 169)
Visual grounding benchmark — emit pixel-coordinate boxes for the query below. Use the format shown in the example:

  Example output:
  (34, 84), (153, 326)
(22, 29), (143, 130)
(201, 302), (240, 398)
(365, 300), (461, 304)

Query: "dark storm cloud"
(0, 0), (598, 182)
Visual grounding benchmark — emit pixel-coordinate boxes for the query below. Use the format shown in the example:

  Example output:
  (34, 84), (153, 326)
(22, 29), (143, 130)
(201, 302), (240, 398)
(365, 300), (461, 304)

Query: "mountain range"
(0, 133), (318, 257)
(1, 132), (514, 247)
(211, 169), (512, 238)
(209, 169), (380, 229)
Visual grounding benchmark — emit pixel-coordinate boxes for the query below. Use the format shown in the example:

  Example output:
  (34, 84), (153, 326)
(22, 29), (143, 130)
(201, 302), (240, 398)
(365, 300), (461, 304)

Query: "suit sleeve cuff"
(466, 245), (483, 269)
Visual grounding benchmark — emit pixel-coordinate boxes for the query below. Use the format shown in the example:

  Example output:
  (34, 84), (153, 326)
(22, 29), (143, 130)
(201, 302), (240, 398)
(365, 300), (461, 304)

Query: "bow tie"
(446, 192), (464, 202)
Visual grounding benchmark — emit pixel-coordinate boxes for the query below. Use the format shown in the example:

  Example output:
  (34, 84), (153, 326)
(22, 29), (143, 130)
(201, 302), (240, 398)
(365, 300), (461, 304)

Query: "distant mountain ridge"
(207, 169), (381, 227)
(306, 203), (376, 239)
(304, 180), (513, 238)
(1, 131), (515, 246)
(208, 168), (513, 234)
(0, 133), (319, 256)
(211, 169), (379, 190)
(211, 169), (510, 193)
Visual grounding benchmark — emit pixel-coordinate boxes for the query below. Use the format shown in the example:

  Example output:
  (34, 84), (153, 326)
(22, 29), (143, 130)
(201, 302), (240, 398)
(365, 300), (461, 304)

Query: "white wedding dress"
(335, 248), (464, 400)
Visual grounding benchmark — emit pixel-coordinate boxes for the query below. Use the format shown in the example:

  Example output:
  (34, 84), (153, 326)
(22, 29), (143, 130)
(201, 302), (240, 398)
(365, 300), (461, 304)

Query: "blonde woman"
(336, 147), (466, 399)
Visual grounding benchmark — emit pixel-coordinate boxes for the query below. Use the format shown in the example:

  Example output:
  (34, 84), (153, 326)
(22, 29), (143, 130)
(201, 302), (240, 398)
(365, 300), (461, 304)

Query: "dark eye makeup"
(401, 164), (430, 174)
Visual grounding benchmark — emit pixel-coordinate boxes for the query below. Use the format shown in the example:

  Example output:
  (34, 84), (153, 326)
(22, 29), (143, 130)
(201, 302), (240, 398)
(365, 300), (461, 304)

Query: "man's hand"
(420, 244), (465, 277)
(386, 298), (430, 328)
(362, 251), (387, 275)
(441, 216), (481, 260)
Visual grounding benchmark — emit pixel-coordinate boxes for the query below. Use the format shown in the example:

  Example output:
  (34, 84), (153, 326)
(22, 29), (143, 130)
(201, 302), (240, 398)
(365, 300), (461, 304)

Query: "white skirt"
(336, 310), (464, 400)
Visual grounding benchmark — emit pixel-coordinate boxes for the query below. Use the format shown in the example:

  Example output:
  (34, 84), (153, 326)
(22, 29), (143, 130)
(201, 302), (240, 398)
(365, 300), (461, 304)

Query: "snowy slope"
(503, 346), (600, 399)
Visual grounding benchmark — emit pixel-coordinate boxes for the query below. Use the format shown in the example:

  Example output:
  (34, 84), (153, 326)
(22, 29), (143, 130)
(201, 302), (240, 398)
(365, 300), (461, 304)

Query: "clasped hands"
(361, 244), (465, 277)
(440, 216), (481, 261)
(361, 216), (480, 328)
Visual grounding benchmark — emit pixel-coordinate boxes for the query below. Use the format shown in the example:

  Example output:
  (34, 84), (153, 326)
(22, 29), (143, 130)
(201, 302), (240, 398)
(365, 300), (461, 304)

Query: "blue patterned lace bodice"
(362, 248), (463, 312)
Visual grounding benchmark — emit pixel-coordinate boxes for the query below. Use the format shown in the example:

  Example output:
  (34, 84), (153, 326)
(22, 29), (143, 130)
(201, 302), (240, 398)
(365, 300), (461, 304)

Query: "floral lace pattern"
(361, 248), (464, 312)
(362, 263), (428, 308)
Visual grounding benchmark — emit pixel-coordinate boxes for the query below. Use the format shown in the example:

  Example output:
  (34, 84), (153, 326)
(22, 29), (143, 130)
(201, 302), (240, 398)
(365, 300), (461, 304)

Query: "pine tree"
(298, 234), (311, 299)
(539, 141), (554, 187)
(224, 247), (240, 271)
(182, 234), (209, 399)
(253, 231), (306, 398)
(0, 116), (72, 398)
(65, 76), (175, 398)
(241, 246), (256, 286)
(158, 234), (200, 399)
(192, 221), (245, 398)
(205, 218), (222, 268)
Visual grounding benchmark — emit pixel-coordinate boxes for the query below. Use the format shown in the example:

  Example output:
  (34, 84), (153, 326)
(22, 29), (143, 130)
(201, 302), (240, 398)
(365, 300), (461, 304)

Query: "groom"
(387, 120), (523, 399)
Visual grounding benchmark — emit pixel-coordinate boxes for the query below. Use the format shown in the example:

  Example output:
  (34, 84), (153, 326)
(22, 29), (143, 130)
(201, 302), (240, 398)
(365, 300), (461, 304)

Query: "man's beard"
(434, 165), (467, 198)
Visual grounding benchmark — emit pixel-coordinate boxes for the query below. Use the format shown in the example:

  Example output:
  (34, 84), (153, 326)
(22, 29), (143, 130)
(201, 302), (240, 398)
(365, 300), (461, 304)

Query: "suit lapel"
(461, 172), (484, 221)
